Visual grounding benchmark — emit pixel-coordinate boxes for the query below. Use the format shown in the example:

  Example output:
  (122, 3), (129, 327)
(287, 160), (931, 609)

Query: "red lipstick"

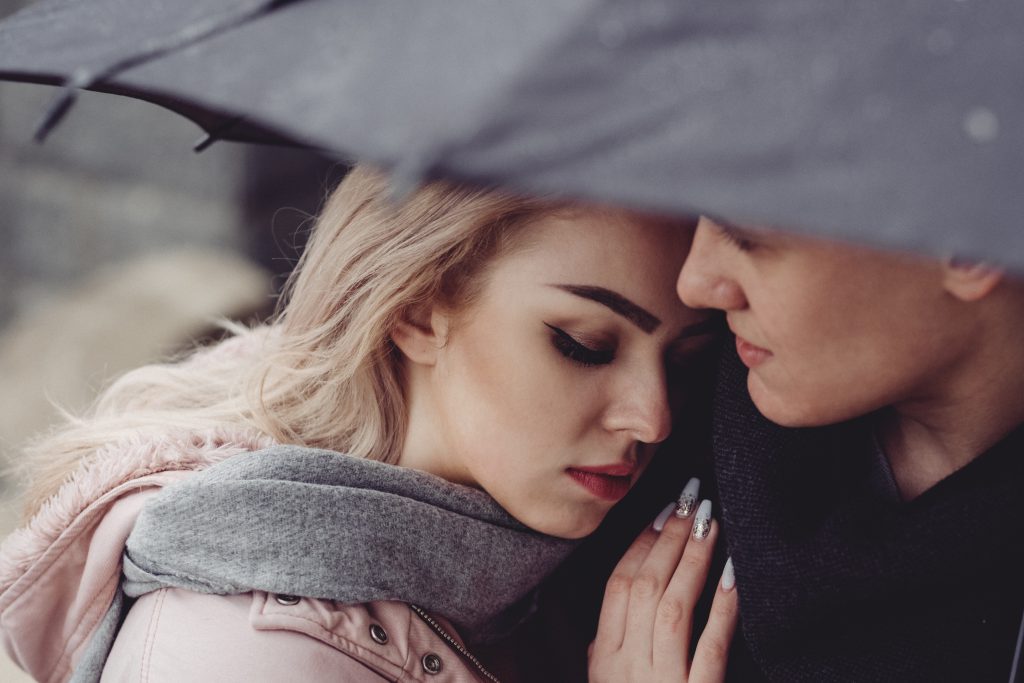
(735, 335), (772, 368)
(566, 465), (635, 501)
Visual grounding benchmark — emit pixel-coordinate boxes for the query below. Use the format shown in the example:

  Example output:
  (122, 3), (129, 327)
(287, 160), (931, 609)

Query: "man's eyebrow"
(550, 284), (660, 333)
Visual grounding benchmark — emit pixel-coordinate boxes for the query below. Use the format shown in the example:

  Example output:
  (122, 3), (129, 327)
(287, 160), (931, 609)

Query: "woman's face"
(398, 209), (714, 539)
(676, 216), (976, 427)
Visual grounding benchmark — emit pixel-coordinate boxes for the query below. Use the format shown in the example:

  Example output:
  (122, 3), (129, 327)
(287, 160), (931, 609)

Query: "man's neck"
(879, 357), (1024, 500)
(880, 415), (979, 500)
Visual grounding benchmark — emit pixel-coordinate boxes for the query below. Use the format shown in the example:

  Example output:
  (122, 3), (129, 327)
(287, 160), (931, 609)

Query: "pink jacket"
(0, 427), (497, 682)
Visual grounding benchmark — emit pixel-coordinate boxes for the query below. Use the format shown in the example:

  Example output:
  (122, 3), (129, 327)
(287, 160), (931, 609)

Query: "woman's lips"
(735, 335), (772, 368)
(566, 466), (634, 501)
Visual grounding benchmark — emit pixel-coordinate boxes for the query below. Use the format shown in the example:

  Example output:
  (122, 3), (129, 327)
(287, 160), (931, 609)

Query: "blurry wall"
(0, 3), (346, 677)
(0, 2), (350, 680)
(0, 2), (339, 507)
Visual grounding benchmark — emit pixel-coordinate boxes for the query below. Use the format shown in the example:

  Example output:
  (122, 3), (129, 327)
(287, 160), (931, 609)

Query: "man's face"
(676, 216), (978, 427)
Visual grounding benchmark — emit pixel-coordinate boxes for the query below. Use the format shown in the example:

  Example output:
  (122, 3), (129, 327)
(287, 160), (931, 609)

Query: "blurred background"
(0, 3), (339, 676)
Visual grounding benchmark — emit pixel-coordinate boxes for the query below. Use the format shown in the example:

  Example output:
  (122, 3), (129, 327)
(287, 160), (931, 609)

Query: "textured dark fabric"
(123, 446), (578, 644)
(713, 345), (1024, 682)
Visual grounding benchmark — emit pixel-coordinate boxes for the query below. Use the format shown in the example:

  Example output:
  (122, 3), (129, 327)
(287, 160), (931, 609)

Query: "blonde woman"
(0, 168), (737, 683)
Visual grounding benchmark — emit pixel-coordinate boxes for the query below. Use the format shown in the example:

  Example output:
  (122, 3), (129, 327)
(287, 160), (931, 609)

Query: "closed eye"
(545, 324), (615, 367)
(719, 228), (755, 252)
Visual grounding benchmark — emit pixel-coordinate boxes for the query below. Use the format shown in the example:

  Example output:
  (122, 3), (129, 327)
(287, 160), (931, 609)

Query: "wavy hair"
(19, 166), (563, 517)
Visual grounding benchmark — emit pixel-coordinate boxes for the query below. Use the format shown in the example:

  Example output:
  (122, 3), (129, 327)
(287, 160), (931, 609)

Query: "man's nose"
(677, 219), (746, 311)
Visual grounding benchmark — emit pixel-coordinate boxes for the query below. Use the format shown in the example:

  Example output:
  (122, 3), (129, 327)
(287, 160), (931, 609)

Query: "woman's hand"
(589, 480), (738, 682)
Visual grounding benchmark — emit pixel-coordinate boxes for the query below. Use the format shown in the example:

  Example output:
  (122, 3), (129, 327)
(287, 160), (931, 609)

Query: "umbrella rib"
(33, 0), (306, 143)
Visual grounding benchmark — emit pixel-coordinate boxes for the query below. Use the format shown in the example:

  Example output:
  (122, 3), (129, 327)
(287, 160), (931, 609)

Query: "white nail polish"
(692, 499), (712, 539)
(721, 557), (736, 591)
(674, 477), (701, 518)
(652, 501), (676, 532)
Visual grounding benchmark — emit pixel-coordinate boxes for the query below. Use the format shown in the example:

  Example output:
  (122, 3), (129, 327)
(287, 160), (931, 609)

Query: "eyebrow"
(550, 284), (661, 333)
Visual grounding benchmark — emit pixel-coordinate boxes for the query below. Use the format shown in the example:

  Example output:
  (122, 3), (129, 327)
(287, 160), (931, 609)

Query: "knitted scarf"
(713, 347), (1024, 682)
(124, 445), (579, 639)
(73, 445), (579, 681)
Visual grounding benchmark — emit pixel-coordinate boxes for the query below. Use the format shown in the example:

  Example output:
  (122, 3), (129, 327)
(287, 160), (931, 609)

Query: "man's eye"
(545, 324), (615, 367)
(720, 229), (755, 252)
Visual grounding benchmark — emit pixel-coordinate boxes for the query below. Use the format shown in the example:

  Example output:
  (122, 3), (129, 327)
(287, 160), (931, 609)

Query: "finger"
(689, 557), (740, 683)
(652, 503), (718, 674)
(593, 501), (672, 653)
(620, 501), (698, 654)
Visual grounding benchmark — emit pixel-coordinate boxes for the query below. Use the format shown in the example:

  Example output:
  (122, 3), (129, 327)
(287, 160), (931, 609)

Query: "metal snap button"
(369, 623), (389, 645)
(421, 653), (443, 675)
(274, 594), (300, 606)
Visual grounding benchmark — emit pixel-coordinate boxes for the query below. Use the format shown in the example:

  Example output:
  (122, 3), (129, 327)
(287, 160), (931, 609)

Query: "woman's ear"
(942, 257), (1004, 302)
(390, 304), (452, 366)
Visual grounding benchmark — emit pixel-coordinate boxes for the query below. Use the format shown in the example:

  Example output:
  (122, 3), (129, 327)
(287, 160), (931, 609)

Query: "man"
(675, 216), (1024, 681)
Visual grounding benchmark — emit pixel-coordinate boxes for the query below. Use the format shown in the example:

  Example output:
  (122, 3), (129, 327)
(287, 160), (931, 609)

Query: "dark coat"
(713, 346), (1024, 682)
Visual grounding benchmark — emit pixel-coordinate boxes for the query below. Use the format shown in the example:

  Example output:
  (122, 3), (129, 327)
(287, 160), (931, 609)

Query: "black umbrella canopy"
(2, 0), (1023, 268)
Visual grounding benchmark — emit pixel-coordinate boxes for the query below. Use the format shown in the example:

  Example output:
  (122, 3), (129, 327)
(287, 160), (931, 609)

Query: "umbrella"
(2, 0), (1023, 268)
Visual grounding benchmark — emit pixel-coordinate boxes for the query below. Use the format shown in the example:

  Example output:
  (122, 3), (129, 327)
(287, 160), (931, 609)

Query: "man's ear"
(390, 304), (451, 366)
(943, 257), (1004, 302)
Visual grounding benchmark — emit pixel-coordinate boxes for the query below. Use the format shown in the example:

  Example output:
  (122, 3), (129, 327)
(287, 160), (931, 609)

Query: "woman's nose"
(603, 369), (672, 445)
(677, 219), (747, 311)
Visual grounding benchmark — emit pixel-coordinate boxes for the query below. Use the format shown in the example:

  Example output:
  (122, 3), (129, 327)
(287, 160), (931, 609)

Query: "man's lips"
(735, 334), (772, 368)
(566, 464), (636, 501)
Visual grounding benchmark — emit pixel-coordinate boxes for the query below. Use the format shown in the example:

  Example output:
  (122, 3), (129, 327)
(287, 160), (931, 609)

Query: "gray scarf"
(73, 445), (578, 682)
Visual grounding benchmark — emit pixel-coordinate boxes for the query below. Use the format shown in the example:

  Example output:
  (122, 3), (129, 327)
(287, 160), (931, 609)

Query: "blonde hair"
(19, 166), (562, 517)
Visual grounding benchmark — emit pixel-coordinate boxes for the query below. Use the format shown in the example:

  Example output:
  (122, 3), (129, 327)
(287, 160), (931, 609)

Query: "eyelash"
(545, 324), (615, 367)
(720, 230), (755, 252)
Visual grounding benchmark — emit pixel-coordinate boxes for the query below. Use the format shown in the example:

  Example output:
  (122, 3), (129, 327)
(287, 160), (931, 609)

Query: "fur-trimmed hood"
(0, 328), (275, 594)
(0, 426), (274, 593)
(0, 425), (273, 682)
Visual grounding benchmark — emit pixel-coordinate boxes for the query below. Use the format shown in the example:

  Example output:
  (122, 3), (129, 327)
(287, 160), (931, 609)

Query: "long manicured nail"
(721, 557), (736, 591)
(692, 499), (712, 540)
(652, 501), (676, 532)
(674, 477), (700, 518)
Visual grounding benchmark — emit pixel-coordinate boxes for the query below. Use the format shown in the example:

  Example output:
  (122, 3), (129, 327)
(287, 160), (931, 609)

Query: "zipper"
(408, 604), (501, 683)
